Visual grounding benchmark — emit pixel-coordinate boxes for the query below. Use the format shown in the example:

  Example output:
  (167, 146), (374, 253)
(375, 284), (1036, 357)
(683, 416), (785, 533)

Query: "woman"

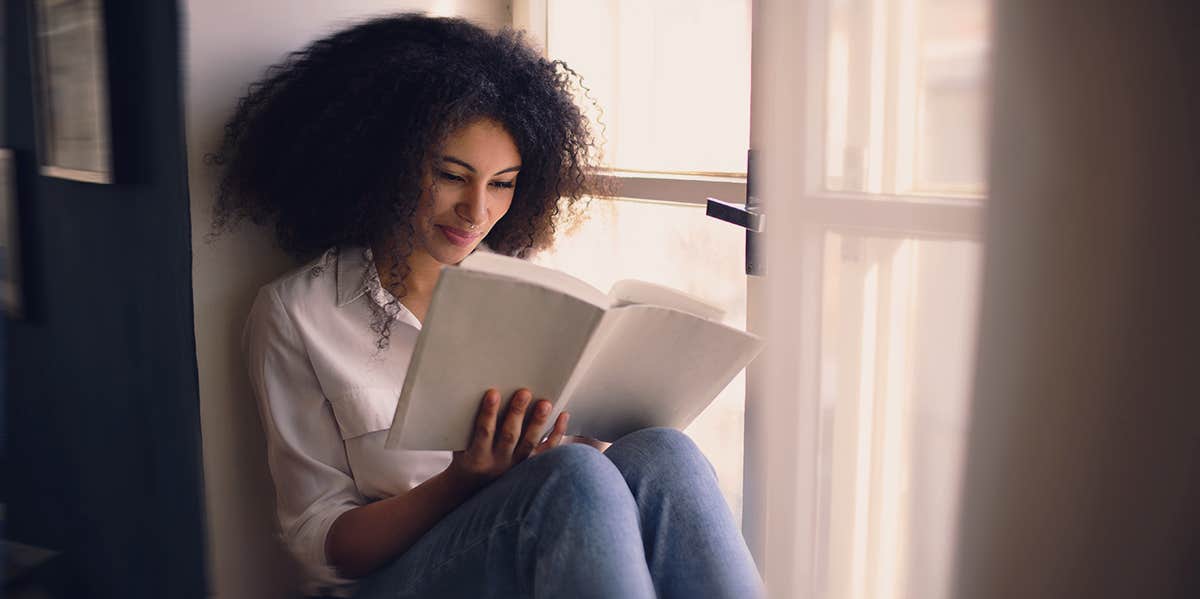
(213, 14), (762, 599)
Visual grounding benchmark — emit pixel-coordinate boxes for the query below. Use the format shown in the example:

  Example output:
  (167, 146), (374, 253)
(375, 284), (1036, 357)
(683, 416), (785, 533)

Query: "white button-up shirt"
(243, 246), (452, 598)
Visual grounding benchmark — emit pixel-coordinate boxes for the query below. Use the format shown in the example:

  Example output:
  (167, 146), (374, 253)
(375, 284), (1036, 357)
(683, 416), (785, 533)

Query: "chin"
(431, 242), (478, 265)
(444, 251), (474, 265)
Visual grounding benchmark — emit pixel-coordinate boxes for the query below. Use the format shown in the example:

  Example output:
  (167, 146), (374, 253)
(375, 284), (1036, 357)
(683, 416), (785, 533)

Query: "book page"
(386, 268), (605, 450)
(562, 304), (764, 441)
(608, 279), (725, 322)
(461, 251), (610, 308)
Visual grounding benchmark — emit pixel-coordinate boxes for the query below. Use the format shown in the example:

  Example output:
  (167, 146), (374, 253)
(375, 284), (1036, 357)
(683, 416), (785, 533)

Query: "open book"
(384, 252), (765, 451)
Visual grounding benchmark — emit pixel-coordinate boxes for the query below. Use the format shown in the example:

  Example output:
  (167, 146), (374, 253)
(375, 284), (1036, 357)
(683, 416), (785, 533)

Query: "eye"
(489, 180), (516, 190)
(438, 171), (466, 183)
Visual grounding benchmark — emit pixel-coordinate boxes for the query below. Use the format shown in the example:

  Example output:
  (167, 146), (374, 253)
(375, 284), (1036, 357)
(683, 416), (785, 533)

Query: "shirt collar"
(335, 246), (373, 307)
(335, 246), (421, 330)
(338, 243), (501, 308)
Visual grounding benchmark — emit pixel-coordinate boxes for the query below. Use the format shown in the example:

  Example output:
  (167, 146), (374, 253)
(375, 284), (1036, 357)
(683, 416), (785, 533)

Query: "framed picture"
(0, 149), (23, 318)
(31, 0), (113, 184)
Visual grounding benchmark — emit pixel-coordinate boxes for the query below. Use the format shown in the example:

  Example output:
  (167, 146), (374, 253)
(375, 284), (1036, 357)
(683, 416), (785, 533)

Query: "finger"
(514, 399), (552, 462)
(468, 389), (500, 453)
(536, 411), (569, 453)
(496, 388), (532, 454)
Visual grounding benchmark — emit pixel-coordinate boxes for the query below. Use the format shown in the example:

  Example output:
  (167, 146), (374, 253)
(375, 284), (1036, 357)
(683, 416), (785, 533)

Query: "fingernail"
(537, 401), (550, 415)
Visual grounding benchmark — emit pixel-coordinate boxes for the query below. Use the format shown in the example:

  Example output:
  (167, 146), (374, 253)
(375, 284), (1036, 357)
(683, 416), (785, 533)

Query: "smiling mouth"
(437, 225), (482, 247)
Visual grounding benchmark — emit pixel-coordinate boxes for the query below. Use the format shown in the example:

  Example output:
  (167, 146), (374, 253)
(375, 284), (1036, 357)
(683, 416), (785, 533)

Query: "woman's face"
(409, 118), (521, 266)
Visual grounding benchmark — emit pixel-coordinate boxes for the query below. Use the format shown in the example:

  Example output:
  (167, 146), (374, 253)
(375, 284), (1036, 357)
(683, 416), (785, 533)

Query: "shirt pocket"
(326, 387), (399, 440)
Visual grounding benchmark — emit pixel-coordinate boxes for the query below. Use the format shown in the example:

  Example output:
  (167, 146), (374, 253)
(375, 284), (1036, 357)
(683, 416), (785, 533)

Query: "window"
(754, 0), (991, 597)
(514, 0), (754, 519)
(518, 4), (992, 598)
(815, 2), (990, 596)
(541, 0), (751, 175)
(825, 0), (989, 195)
(816, 233), (982, 599)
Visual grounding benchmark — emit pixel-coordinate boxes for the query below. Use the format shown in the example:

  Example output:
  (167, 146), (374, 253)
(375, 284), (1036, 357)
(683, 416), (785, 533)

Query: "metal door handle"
(705, 198), (764, 233)
(703, 150), (765, 276)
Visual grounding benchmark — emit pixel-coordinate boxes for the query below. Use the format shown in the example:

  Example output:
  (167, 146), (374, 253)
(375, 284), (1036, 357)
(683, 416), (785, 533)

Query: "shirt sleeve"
(243, 285), (363, 596)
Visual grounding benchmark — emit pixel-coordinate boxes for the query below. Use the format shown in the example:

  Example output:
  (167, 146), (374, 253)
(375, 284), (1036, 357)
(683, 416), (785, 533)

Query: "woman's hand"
(329, 388), (565, 578)
(446, 388), (569, 488)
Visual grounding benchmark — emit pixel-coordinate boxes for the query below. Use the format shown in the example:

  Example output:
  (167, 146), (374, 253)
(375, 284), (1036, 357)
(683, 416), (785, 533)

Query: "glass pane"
(824, 0), (991, 196)
(914, 0), (990, 192)
(546, 0), (752, 174)
(533, 198), (748, 519)
(816, 231), (981, 599)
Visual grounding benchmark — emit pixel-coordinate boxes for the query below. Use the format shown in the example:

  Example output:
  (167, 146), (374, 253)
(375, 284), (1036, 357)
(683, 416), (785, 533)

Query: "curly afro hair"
(209, 13), (603, 346)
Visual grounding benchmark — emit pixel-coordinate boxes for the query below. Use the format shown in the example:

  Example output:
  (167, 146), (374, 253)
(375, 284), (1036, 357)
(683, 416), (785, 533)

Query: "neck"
(372, 243), (442, 299)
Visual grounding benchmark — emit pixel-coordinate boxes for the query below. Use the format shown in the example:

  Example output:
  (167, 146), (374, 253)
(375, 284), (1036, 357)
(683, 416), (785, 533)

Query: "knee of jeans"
(532, 443), (630, 502)
(617, 427), (701, 458)
(519, 445), (641, 544)
(608, 427), (715, 482)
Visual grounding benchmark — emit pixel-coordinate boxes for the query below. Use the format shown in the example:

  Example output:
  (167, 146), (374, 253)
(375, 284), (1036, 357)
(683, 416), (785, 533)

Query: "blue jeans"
(350, 427), (764, 599)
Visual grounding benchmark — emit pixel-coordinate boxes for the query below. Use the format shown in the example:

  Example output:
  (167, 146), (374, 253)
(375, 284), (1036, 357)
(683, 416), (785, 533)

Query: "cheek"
(493, 194), (515, 221)
(407, 194), (438, 241)
(435, 186), (472, 217)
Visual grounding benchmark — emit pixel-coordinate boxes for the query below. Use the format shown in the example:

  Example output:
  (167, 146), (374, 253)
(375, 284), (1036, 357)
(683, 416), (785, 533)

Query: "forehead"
(440, 118), (521, 166)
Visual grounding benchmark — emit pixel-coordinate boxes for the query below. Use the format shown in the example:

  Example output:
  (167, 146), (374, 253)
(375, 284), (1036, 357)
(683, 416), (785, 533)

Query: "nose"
(456, 181), (489, 227)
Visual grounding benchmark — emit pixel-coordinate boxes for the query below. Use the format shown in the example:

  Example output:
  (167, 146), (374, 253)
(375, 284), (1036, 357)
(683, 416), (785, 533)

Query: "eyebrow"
(440, 155), (521, 176)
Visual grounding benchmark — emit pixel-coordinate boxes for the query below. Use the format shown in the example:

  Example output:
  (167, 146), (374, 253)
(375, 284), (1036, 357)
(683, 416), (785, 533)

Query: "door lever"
(704, 150), (765, 276)
(705, 198), (764, 233)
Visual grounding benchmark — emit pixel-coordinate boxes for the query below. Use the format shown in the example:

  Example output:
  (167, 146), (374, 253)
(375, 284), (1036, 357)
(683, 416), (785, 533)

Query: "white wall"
(182, 2), (509, 597)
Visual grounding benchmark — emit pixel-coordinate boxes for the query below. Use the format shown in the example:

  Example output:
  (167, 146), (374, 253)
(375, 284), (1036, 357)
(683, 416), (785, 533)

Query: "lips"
(437, 225), (482, 248)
